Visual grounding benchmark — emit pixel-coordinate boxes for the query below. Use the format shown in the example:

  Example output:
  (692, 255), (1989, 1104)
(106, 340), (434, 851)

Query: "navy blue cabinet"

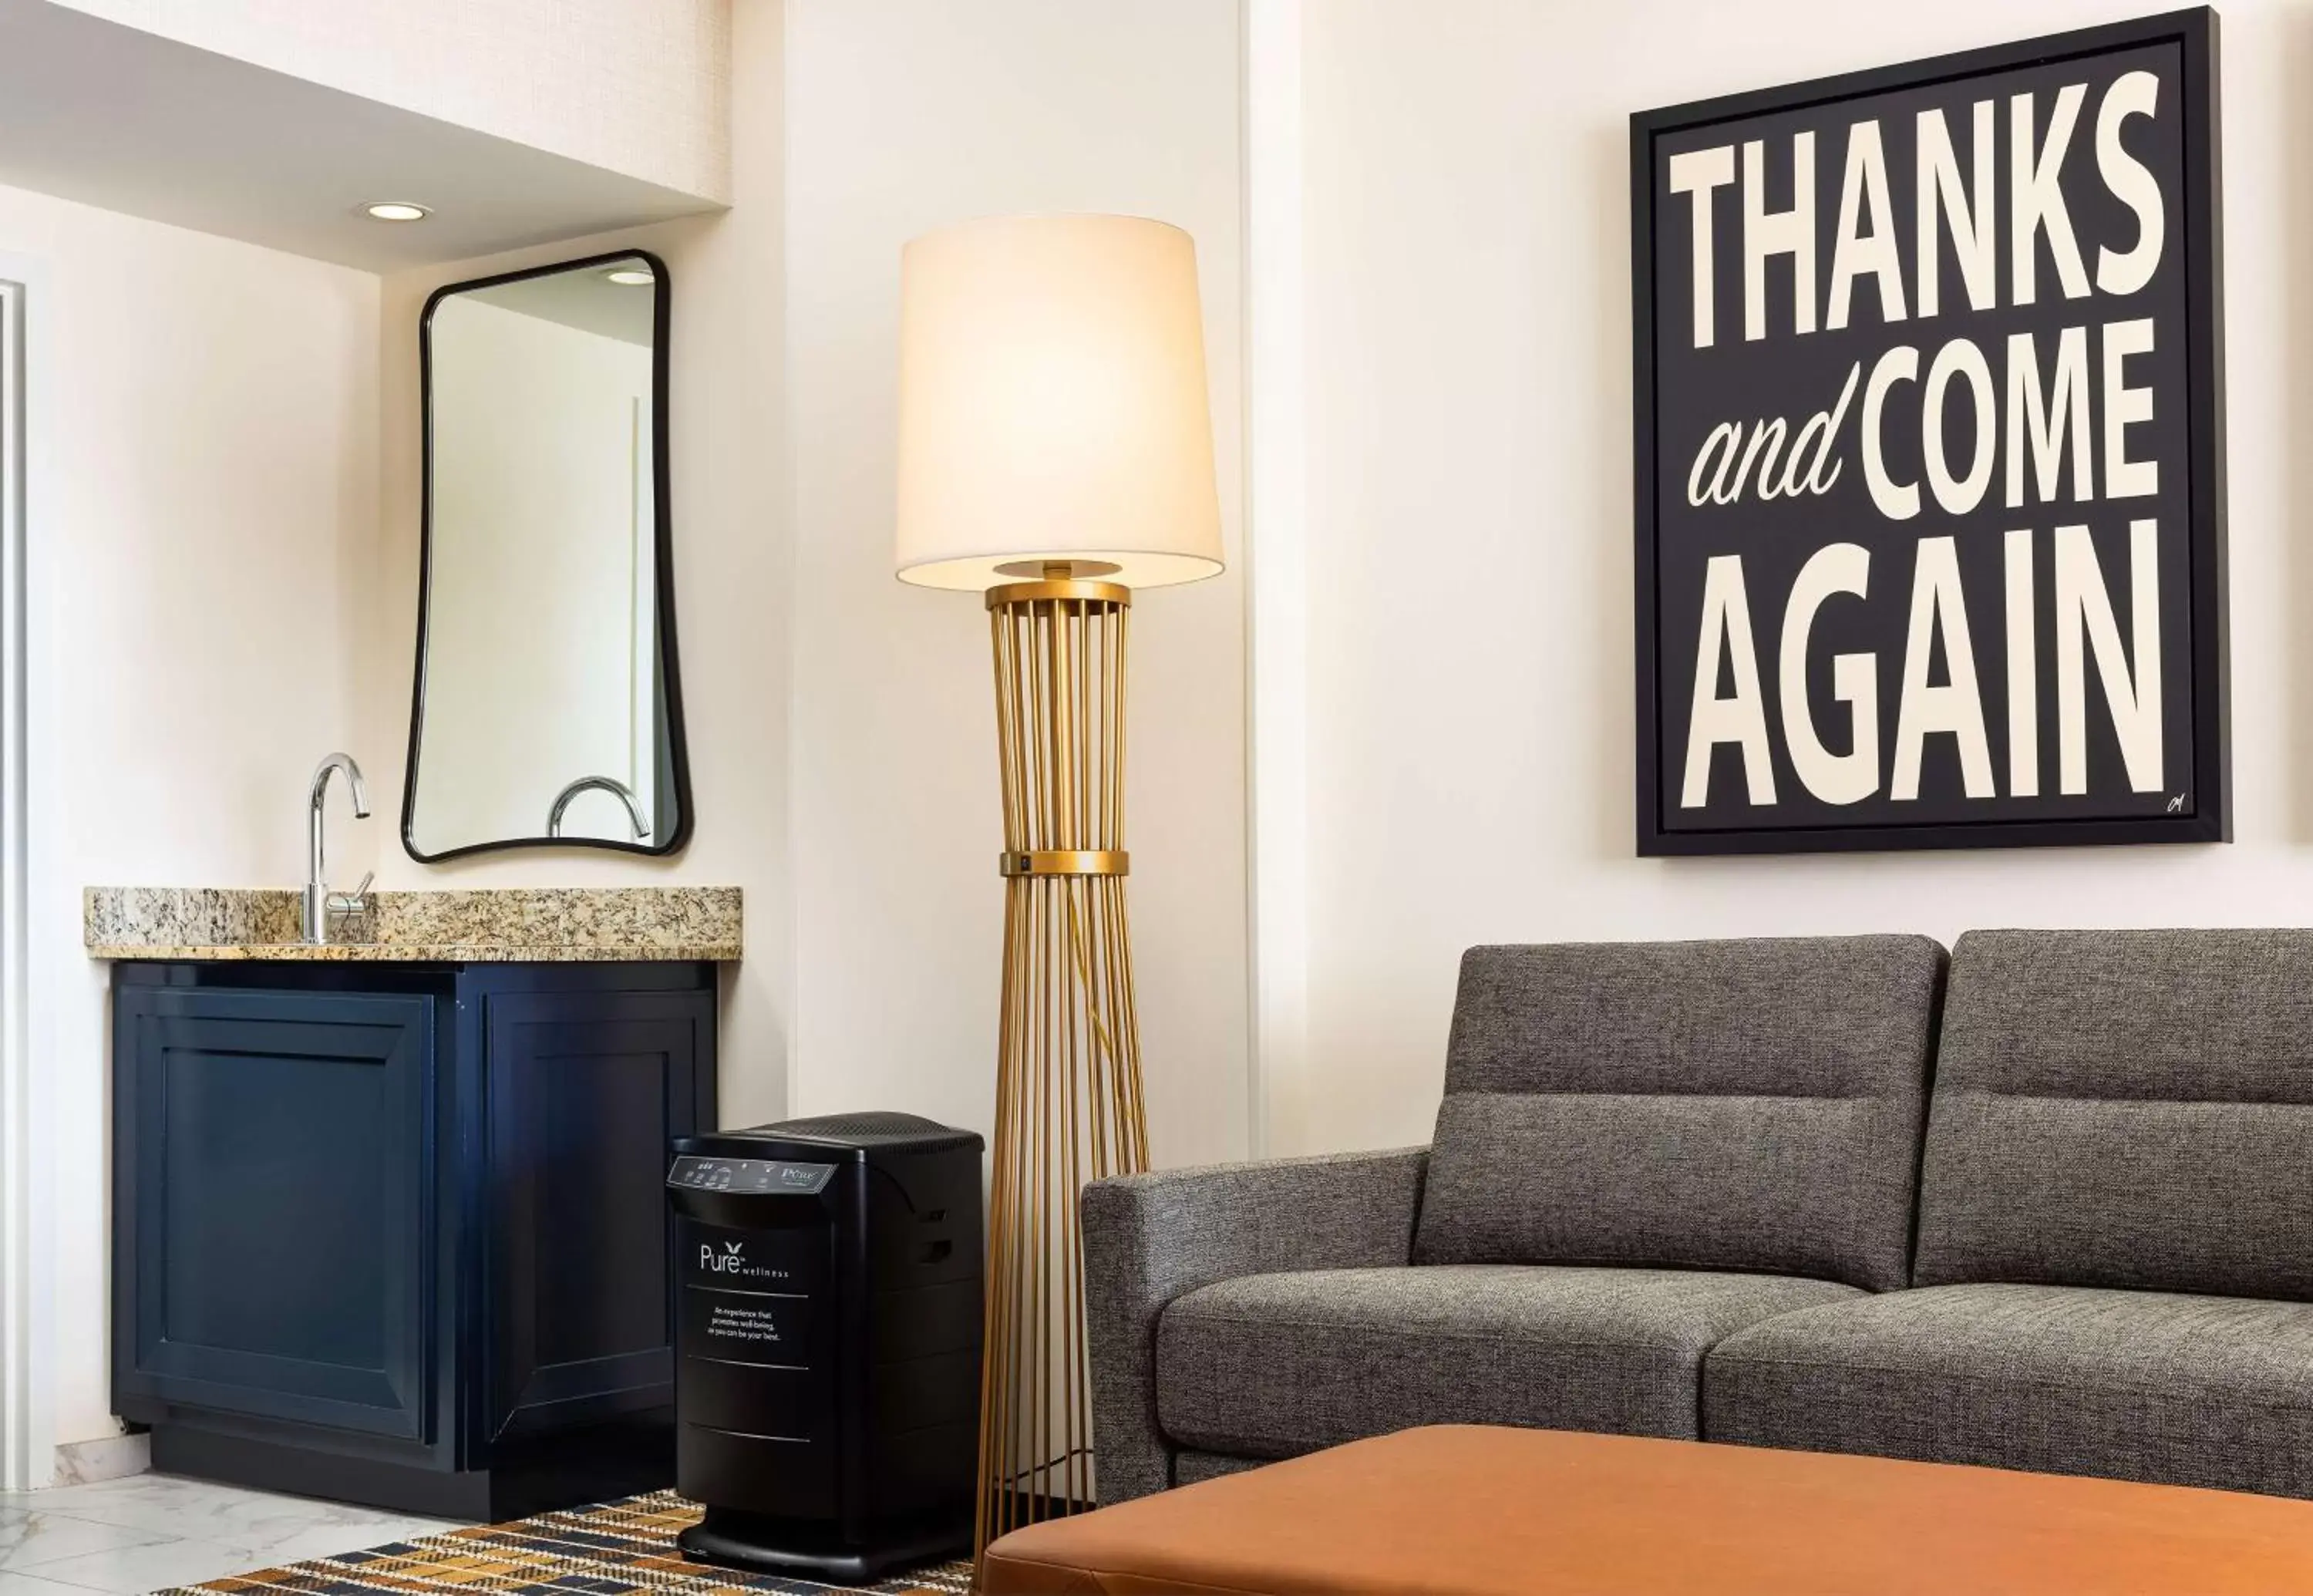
(113, 961), (716, 1519)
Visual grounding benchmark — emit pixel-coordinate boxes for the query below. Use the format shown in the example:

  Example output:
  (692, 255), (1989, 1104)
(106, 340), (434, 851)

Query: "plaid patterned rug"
(157, 1492), (974, 1596)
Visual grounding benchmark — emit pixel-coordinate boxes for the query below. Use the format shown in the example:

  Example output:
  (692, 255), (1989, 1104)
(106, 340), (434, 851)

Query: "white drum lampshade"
(894, 213), (1223, 590)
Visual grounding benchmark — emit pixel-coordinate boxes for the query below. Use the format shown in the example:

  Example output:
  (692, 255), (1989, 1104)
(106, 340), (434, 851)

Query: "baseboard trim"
(52, 1431), (150, 1486)
(150, 1418), (673, 1520)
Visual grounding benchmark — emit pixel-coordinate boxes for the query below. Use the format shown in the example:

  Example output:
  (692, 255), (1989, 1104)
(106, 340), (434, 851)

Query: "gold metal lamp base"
(974, 574), (1148, 1567)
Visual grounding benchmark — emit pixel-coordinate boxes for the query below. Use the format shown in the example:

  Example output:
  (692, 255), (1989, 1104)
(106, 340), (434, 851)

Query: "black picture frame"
(402, 247), (695, 863)
(1631, 8), (2227, 856)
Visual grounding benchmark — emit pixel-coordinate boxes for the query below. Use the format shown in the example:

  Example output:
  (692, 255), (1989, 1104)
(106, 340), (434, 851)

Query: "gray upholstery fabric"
(1080, 1150), (1428, 1506)
(1174, 1451), (1271, 1486)
(1157, 1264), (1860, 1461)
(1415, 937), (1944, 1289)
(1917, 929), (2313, 1299)
(1705, 1282), (2313, 1499)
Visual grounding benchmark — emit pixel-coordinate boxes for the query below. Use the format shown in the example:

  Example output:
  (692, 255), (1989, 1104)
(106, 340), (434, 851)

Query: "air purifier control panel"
(668, 1156), (837, 1195)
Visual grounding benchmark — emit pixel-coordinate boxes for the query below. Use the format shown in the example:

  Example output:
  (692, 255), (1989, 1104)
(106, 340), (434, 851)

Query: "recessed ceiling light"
(361, 201), (430, 223)
(604, 267), (655, 285)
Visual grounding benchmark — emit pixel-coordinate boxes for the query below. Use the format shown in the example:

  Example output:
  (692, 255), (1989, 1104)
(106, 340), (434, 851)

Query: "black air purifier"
(665, 1112), (984, 1581)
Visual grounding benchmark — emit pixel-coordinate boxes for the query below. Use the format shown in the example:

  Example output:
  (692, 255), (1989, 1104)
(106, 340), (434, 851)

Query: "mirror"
(405, 250), (691, 860)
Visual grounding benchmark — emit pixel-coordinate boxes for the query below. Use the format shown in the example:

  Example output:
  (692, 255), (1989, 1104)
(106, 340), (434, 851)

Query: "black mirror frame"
(402, 247), (694, 863)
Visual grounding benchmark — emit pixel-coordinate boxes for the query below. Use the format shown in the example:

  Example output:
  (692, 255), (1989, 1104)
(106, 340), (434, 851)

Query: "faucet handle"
(326, 871), (375, 915)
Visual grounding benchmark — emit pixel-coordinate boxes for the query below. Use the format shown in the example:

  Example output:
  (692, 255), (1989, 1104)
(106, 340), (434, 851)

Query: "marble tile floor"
(0, 1473), (464, 1594)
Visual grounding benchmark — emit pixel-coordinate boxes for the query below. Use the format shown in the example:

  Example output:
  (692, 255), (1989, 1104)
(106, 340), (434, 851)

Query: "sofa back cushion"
(1412, 936), (1944, 1291)
(1914, 929), (2313, 1299)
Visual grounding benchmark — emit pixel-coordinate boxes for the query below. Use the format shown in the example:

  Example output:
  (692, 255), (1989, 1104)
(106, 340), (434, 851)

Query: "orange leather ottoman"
(979, 1425), (2313, 1594)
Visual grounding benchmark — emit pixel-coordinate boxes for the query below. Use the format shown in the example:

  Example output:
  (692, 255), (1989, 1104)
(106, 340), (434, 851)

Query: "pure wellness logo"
(698, 1240), (793, 1285)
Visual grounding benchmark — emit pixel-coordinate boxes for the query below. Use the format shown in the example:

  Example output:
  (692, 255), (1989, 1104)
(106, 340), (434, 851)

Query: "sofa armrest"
(1080, 1147), (1429, 1504)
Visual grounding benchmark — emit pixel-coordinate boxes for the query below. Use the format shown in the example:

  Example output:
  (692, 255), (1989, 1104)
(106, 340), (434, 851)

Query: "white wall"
(1271, 0), (2313, 1154)
(19, 0), (1242, 1471)
(365, 0), (790, 1130)
(365, 0), (1249, 1184)
(42, 0), (2313, 1479)
(49, 0), (732, 202)
(11, 0), (775, 1475)
(782, 0), (1250, 1168)
(9, 181), (379, 1456)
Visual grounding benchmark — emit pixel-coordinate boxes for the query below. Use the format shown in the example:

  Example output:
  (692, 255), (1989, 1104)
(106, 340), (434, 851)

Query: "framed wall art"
(1631, 8), (2225, 855)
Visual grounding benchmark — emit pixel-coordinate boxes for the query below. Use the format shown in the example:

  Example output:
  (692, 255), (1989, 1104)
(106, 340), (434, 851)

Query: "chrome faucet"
(303, 752), (372, 944)
(547, 774), (649, 840)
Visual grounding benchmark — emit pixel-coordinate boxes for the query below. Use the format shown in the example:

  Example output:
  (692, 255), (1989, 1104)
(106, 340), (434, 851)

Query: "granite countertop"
(86, 885), (742, 962)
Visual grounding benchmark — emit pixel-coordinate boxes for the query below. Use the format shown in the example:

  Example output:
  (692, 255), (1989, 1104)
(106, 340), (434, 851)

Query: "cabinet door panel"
(115, 989), (433, 1440)
(483, 987), (711, 1443)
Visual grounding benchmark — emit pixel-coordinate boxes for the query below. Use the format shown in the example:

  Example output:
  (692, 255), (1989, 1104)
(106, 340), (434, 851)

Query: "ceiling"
(0, 1), (726, 273)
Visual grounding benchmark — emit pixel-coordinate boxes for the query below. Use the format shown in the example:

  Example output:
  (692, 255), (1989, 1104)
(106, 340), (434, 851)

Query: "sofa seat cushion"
(1705, 1283), (2313, 1499)
(1156, 1264), (1860, 1460)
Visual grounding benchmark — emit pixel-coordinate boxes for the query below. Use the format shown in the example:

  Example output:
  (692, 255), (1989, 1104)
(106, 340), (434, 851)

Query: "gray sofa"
(1083, 929), (2313, 1505)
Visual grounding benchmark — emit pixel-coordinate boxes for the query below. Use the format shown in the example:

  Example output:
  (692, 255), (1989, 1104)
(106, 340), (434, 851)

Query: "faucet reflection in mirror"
(403, 250), (693, 860)
(302, 751), (372, 944)
(548, 774), (649, 840)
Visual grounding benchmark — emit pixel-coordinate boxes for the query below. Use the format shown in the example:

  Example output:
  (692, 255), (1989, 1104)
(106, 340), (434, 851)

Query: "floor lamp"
(893, 214), (1223, 1564)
